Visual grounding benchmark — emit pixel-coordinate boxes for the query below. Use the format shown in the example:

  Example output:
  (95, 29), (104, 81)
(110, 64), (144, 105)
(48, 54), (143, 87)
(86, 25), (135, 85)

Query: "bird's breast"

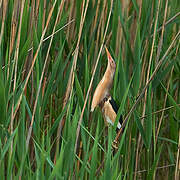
(91, 75), (113, 111)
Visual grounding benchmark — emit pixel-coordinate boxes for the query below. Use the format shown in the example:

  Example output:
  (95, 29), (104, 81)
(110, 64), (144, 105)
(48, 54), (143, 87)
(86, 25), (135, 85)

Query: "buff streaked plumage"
(100, 95), (123, 131)
(91, 47), (116, 112)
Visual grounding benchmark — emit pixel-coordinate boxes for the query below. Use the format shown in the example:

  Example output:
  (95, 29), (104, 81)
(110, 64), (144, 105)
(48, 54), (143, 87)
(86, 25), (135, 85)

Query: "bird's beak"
(105, 47), (113, 62)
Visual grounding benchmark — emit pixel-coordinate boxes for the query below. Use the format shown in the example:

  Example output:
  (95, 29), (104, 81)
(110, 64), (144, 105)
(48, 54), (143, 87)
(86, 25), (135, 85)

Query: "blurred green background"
(0, 0), (180, 179)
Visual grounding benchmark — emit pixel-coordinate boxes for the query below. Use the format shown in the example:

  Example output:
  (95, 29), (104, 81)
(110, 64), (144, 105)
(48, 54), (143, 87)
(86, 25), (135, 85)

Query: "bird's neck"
(104, 65), (114, 80)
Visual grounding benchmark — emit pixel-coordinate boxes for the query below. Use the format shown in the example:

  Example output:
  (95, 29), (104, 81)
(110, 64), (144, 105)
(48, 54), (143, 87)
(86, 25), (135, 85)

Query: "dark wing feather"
(109, 97), (119, 114)
(109, 97), (123, 124)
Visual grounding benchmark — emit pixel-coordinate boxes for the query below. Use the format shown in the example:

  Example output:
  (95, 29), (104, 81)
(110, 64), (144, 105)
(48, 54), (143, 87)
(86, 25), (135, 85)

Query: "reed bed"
(0, 0), (180, 179)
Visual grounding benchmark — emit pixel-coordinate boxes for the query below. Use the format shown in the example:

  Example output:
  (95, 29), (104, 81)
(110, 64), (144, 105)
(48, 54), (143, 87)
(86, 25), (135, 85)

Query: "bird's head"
(105, 47), (116, 71)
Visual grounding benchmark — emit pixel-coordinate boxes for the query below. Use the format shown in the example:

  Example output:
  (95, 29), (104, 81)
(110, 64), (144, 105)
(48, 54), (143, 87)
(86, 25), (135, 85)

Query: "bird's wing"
(109, 97), (119, 114)
(109, 97), (123, 124)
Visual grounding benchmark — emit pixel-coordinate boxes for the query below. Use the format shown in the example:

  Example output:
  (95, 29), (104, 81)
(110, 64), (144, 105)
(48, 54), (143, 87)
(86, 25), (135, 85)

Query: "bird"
(91, 47), (116, 112)
(100, 95), (123, 132)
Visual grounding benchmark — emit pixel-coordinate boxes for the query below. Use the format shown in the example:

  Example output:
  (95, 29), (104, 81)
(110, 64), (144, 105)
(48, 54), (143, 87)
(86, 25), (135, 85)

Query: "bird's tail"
(116, 115), (123, 133)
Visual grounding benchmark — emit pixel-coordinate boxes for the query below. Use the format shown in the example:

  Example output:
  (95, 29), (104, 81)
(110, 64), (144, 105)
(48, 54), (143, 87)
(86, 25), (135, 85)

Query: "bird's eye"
(111, 60), (115, 66)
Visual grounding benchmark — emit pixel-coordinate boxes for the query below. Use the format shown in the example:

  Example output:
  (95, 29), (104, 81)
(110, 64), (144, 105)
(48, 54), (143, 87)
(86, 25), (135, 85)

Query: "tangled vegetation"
(0, 0), (180, 179)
